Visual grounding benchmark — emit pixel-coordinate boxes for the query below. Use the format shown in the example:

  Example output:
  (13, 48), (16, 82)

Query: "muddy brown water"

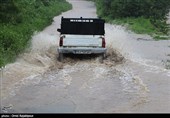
(1, 0), (170, 113)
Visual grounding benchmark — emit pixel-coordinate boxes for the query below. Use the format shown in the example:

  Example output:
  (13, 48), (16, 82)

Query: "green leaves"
(95, 0), (170, 35)
(96, 0), (170, 19)
(0, 0), (20, 24)
(0, 0), (72, 67)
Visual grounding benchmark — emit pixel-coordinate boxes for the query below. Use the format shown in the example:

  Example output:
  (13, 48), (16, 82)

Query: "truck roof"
(58, 17), (105, 35)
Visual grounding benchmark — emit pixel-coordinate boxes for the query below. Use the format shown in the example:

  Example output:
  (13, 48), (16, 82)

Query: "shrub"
(0, 0), (72, 67)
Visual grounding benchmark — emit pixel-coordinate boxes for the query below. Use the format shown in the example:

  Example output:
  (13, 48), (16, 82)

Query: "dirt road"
(1, 0), (170, 113)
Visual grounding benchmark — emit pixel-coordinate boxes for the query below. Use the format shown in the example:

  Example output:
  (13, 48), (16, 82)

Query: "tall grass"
(107, 16), (170, 39)
(110, 17), (157, 34)
(92, 0), (170, 40)
(0, 0), (72, 67)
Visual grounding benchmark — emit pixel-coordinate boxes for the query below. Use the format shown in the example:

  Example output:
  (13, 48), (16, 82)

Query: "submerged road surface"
(1, 0), (170, 113)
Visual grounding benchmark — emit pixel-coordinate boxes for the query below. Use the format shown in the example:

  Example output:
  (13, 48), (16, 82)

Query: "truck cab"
(57, 17), (106, 62)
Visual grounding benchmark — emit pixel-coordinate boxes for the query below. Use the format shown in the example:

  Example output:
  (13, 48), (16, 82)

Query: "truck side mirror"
(57, 29), (61, 32)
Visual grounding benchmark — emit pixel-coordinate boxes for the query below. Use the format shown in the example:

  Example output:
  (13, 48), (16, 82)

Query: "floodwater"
(1, 0), (170, 113)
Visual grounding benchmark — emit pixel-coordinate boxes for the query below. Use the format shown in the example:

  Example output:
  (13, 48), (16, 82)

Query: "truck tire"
(58, 53), (64, 62)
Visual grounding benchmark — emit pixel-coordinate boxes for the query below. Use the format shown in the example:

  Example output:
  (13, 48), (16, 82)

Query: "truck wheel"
(58, 53), (64, 62)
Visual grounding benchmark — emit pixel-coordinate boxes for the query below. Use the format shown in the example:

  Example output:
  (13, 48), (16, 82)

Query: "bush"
(95, 0), (170, 35)
(0, 0), (72, 67)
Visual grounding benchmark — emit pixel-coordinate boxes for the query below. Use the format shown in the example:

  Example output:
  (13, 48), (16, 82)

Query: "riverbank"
(93, 0), (170, 40)
(105, 17), (170, 40)
(0, 0), (72, 67)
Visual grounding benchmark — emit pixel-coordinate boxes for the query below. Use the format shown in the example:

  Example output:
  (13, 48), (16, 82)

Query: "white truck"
(57, 17), (106, 62)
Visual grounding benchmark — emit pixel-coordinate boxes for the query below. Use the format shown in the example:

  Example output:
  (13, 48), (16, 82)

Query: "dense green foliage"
(0, 0), (72, 67)
(93, 0), (170, 36)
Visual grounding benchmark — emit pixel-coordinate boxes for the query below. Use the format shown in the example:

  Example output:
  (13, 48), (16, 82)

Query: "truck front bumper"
(58, 47), (107, 54)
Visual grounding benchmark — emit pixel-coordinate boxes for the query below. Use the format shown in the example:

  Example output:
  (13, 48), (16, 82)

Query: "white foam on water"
(31, 32), (58, 52)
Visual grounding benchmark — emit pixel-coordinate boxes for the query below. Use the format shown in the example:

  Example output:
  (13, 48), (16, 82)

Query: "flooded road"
(1, 0), (170, 113)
